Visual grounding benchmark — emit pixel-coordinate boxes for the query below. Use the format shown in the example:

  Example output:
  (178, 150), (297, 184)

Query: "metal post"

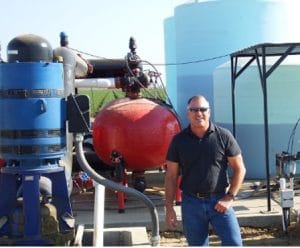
(22, 174), (41, 237)
(261, 46), (271, 211)
(231, 55), (236, 136)
(93, 183), (105, 247)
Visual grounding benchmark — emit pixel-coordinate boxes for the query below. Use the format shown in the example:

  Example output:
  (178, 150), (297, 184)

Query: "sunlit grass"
(78, 88), (167, 117)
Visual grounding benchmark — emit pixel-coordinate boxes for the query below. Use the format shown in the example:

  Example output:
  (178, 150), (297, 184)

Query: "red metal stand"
(117, 169), (128, 213)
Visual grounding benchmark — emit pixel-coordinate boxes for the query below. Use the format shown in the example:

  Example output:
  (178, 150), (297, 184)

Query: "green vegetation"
(78, 88), (168, 117)
(78, 89), (124, 116)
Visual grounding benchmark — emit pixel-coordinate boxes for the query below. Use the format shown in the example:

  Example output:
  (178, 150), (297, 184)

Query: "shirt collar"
(186, 122), (215, 137)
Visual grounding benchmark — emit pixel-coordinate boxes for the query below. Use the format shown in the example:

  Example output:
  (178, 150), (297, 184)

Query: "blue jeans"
(181, 192), (243, 246)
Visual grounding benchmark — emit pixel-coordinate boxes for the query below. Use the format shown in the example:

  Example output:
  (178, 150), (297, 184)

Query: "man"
(165, 95), (246, 246)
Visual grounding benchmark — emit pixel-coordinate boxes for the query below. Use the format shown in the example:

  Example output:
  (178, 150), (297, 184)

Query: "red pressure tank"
(92, 97), (181, 171)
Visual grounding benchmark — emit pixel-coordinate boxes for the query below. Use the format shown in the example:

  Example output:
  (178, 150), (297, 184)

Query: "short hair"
(187, 95), (210, 106)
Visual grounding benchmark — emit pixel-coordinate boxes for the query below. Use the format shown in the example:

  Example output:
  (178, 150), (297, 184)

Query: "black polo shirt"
(166, 122), (241, 194)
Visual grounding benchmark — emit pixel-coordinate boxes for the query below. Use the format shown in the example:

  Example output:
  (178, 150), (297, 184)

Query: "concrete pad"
(71, 171), (300, 244)
(105, 227), (150, 247)
(79, 226), (150, 246)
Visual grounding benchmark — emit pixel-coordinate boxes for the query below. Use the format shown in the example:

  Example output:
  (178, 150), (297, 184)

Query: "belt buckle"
(195, 192), (208, 199)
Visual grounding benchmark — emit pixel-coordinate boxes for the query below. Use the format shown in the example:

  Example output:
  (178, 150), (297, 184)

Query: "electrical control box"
(280, 189), (294, 208)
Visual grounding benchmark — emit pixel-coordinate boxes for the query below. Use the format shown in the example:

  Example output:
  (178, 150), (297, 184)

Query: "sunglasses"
(188, 107), (209, 113)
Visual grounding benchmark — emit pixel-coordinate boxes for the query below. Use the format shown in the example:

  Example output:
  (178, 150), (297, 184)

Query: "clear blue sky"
(1, 0), (185, 72)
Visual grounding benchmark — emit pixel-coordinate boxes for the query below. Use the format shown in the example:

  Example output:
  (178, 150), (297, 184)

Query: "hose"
(74, 133), (160, 246)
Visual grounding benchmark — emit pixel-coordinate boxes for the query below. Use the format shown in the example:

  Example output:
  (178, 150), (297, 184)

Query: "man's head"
(187, 95), (210, 129)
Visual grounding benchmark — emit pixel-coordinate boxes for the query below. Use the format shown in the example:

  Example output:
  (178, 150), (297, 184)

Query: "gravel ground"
(158, 222), (300, 246)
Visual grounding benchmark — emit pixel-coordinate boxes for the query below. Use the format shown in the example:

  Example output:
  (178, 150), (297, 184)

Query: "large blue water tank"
(165, 0), (300, 127)
(214, 58), (300, 179)
(164, 17), (178, 112)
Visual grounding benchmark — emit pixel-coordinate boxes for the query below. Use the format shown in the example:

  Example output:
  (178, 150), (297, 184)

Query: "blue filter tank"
(0, 62), (65, 171)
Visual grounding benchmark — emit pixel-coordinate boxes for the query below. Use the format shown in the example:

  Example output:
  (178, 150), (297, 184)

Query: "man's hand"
(165, 207), (178, 230)
(214, 195), (234, 213)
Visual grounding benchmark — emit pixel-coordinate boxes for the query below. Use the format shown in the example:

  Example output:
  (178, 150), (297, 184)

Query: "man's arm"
(164, 160), (179, 230)
(227, 154), (246, 197)
(214, 154), (246, 213)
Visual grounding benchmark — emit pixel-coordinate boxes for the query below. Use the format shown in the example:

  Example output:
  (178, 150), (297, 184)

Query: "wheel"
(282, 207), (291, 233)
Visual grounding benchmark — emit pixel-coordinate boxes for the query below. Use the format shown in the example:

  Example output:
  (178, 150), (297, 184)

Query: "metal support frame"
(230, 43), (300, 212)
(0, 168), (73, 245)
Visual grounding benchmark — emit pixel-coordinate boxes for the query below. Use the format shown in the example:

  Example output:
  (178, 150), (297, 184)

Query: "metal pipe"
(93, 183), (105, 247)
(73, 224), (84, 246)
(87, 59), (126, 78)
(74, 133), (160, 246)
(75, 78), (116, 89)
